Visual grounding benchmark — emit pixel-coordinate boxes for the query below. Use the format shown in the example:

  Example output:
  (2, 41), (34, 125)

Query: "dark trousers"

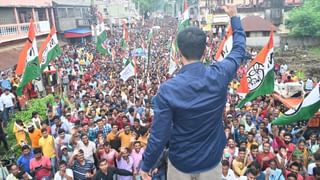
(3, 107), (13, 127)
(0, 134), (8, 150)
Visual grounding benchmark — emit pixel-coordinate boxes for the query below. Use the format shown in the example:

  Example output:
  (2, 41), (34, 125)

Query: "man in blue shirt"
(140, 5), (246, 179)
(16, 145), (34, 174)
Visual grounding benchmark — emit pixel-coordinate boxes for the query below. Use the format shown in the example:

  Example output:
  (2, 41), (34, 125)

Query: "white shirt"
(0, 99), (4, 111)
(239, 176), (248, 180)
(54, 168), (74, 180)
(305, 79), (313, 90)
(0, 93), (15, 108)
(32, 79), (44, 92)
(222, 169), (237, 180)
(76, 141), (96, 162)
(307, 162), (316, 175)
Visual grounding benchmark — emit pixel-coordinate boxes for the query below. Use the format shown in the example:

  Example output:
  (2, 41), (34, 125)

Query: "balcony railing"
(0, 21), (50, 44)
(76, 18), (91, 27)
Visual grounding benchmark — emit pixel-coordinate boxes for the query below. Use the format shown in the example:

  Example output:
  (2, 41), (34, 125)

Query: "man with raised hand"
(140, 4), (246, 180)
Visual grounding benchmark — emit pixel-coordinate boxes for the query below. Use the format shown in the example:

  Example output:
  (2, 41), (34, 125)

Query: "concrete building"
(0, 0), (55, 70)
(52, 0), (92, 42)
(107, 0), (139, 25)
(0, 0), (54, 45)
(95, 0), (109, 22)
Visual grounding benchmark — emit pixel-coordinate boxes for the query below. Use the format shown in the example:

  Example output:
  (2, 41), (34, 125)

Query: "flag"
(177, 0), (190, 33)
(147, 28), (153, 43)
(236, 32), (275, 108)
(120, 59), (136, 82)
(120, 22), (129, 49)
(176, 0), (190, 50)
(111, 48), (116, 61)
(204, 40), (214, 65)
(16, 19), (41, 96)
(95, 12), (111, 55)
(38, 26), (61, 72)
(272, 82), (320, 125)
(215, 25), (233, 61)
(237, 72), (249, 94)
(169, 41), (178, 75)
(145, 28), (153, 72)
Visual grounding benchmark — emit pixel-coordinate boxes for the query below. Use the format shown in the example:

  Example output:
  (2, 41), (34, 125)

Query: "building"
(52, 0), (92, 42)
(0, 0), (54, 45)
(107, 0), (139, 25)
(241, 15), (280, 47)
(216, 0), (265, 6)
(96, 0), (109, 22)
(0, 0), (55, 70)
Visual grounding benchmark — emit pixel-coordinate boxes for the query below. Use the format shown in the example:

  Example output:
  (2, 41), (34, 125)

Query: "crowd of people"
(0, 16), (319, 180)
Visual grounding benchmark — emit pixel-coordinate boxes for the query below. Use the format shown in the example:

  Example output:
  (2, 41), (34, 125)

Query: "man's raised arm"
(212, 5), (247, 83)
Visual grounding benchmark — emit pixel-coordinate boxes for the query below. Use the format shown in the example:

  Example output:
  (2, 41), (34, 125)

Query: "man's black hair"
(239, 147), (247, 152)
(221, 159), (229, 167)
(289, 162), (301, 171)
(98, 159), (107, 166)
(59, 160), (67, 166)
(128, 107), (134, 113)
(21, 145), (30, 151)
(314, 149), (320, 161)
(41, 128), (47, 133)
(250, 144), (258, 150)
(33, 148), (42, 154)
(248, 161), (261, 170)
(313, 167), (320, 176)
(287, 172), (297, 179)
(95, 119), (102, 123)
(245, 167), (259, 176)
(58, 129), (65, 134)
(177, 26), (206, 60)
(284, 132), (292, 138)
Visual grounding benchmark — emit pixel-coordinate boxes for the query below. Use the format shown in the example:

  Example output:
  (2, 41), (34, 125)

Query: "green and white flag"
(39, 26), (61, 72)
(147, 28), (153, 42)
(177, 0), (190, 33)
(96, 22), (110, 55)
(16, 19), (41, 96)
(169, 41), (178, 75)
(237, 32), (275, 108)
(272, 82), (320, 125)
(176, 0), (190, 49)
(120, 59), (135, 82)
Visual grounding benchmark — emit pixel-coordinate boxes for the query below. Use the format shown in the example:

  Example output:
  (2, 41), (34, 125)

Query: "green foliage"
(287, 0), (320, 37)
(0, 95), (54, 157)
(133, 0), (165, 14)
(309, 47), (320, 57)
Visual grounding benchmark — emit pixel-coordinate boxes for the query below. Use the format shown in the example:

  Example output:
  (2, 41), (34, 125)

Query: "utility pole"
(91, 0), (97, 43)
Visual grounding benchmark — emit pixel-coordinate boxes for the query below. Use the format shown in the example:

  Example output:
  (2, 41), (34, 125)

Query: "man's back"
(141, 6), (246, 177)
(161, 62), (231, 172)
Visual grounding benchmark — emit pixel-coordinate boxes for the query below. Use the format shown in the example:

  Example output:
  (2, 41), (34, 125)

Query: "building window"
(35, 8), (47, 21)
(263, 31), (270, 36)
(67, 8), (75, 17)
(17, 8), (33, 23)
(82, 8), (90, 17)
(246, 32), (250, 37)
(74, 8), (81, 17)
(57, 8), (67, 18)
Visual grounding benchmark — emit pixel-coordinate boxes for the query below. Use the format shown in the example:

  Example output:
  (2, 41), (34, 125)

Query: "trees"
(287, 0), (320, 37)
(133, 0), (165, 15)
